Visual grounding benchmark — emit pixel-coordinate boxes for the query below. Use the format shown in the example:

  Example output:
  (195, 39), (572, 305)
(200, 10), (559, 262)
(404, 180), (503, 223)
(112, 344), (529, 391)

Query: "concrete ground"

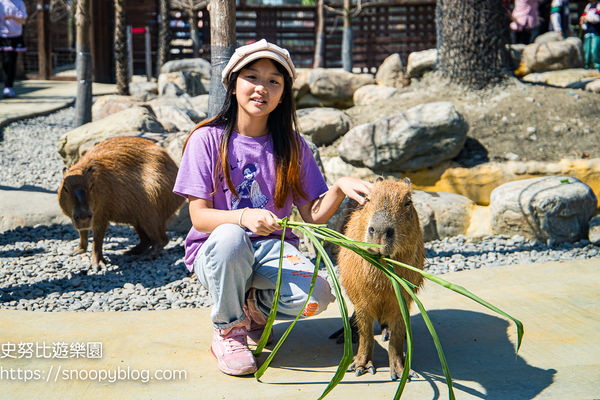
(1, 259), (599, 400)
(0, 80), (115, 128)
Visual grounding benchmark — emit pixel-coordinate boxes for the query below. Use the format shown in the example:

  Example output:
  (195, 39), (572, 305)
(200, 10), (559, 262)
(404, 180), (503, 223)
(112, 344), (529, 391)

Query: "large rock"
(307, 68), (375, 108)
(522, 68), (600, 87)
(297, 107), (351, 146)
(160, 58), (212, 76)
(588, 216), (600, 245)
(158, 71), (210, 97)
(147, 94), (207, 123)
(375, 53), (405, 88)
(490, 176), (597, 243)
(585, 78), (600, 93)
(293, 69), (312, 100)
(338, 102), (468, 172)
(161, 130), (189, 166)
(406, 49), (437, 79)
(413, 190), (475, 241)
(521, 37), (584, 73)
(92, 95), (143, 121)
(152, 106), (197, 133)
(58, 106), (166, 167)
(129, 80), (159, 101)
(353, 84), (398, 106)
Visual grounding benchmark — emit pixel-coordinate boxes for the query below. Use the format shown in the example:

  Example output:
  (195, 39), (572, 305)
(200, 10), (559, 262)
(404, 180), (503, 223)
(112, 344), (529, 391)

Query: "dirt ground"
(343, 73), (600, 167)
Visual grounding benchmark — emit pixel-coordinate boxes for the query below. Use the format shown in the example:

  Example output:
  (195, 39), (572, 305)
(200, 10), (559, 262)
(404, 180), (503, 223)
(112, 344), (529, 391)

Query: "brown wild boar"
(337, 178), (425, 381)
(58, 136), (184, 270)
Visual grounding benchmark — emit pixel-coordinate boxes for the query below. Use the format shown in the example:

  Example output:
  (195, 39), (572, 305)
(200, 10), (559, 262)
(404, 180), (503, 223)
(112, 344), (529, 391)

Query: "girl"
(173, 39), (372, 376)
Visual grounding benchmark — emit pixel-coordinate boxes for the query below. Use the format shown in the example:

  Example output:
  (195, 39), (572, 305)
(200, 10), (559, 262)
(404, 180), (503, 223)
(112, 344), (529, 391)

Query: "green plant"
(253, 218), (524, 400)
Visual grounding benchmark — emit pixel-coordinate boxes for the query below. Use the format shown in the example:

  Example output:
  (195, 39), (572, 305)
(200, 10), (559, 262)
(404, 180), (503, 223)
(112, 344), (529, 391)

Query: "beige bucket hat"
(221, 39), (297, 87)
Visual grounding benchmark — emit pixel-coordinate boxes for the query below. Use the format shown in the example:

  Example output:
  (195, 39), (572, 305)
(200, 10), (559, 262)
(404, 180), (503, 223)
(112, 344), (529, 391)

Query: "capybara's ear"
(403, 177), (411, 188)
(62, 167), (67, 175)
(375, 176), (384, 183)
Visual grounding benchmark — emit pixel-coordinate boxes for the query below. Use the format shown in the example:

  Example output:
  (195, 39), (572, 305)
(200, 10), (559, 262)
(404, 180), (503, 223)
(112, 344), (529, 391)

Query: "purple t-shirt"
(173, 124), (329, 271)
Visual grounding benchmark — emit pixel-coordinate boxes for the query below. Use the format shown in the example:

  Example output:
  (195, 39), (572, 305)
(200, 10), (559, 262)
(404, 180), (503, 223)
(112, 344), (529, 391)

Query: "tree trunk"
(114, 0), (129, 95)
(341, 0), (352, 72)
(75, 0), (92, 126)
(313, 0), (324, 68)
(436, 0), (511, 89)
(157, 0), (170, 74)
(190, 10), (201, 58)
(208, 0), (236, 117)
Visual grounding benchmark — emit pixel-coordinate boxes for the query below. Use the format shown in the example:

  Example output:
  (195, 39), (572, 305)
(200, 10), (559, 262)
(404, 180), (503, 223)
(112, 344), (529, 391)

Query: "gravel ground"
(1, 107), (599, 312)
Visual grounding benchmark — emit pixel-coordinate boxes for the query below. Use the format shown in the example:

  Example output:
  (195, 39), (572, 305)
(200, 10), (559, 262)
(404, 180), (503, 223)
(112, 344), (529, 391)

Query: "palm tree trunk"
(313, 0), (324, 68)
(114, 0), (129, 95)
(75, 0), (92, 126)
(208, 0), (236, 116)
(436, 0), (511, 89)
(157, 0), (170, 74)
(341, 0), (352, 72)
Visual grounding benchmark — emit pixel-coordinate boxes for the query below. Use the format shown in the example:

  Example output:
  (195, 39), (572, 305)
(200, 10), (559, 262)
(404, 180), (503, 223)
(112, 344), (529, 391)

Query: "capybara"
(337, 178), (425, 381)
(58, 136), (184, 270)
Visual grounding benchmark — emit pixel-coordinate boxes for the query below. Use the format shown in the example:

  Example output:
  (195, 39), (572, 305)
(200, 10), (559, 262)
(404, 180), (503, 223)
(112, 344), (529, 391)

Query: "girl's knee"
(301, 276), (336, 317)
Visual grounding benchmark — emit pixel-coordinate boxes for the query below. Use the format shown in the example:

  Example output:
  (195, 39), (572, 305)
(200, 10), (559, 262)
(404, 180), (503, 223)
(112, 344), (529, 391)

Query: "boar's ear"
(375, 176), (384, 183)
(403, 177), (411, 188)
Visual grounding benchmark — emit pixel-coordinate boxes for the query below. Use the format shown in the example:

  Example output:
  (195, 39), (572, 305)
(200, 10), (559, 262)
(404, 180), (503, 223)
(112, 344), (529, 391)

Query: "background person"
(0, 0), (27, 98)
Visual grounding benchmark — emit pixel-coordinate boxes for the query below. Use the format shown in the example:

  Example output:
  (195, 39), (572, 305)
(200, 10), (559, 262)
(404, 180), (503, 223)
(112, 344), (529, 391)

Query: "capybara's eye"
(62, 186), (69, 193)
(368, 226), (375, 235)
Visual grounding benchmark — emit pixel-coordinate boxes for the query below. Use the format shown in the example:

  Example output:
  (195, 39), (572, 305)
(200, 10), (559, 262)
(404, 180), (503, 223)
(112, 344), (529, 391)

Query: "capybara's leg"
(142, 221), (168, 257)
(387, 317), (406, 381)
(329, 312), (359, 344)
(73, 229), (89, 255)
(91, 221), (108, 270)
(127, 226), (152, 255)
(349, 309), (376, 376)
(381, 322), (390, 341)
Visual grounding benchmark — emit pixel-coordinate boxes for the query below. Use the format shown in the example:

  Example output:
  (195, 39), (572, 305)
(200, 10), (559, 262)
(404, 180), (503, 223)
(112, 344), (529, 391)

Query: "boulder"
(490, 176), (597, 243)
(160, 58), (212, 76)
(129, 80), (159, 101)
(297, 107), (352, 146)
(147, 94), (207, 123)
(158, 71), (210, 97)
(588, 216), (600, 245)
(190, 94), (210, 117)
(152, 106), (197, 133)
(522, 68), (600, 87)
(0, 188), (69, 233)
(521, 37), (584, 73)
(508, 43), (526, 68)
(161, 130), (190, 166)
(353, 84), (398, 106)
(166, 203), (192, 233)
(533, 31), (563, 44)
(92, 95), (143, 121)
(585, 79), (600, 93)
(375, 53), (405, 88)
(406, 49), (437, 79)
(338, 101), (468, 172)
(307, 68), (375, 108)
(296, 92), (341, 109)
(413, 190), (475, 241)
(293, 69), (311, 100)
(58, 106), (166, 167)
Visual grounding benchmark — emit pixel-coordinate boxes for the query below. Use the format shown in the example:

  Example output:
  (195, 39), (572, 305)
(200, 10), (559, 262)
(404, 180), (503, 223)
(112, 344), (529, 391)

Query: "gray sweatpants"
(193, 224), (336, 330)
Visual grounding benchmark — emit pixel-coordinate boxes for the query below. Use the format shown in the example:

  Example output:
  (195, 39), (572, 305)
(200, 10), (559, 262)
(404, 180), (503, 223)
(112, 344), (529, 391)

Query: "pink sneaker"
(246, 289), (273, 346)
(211, 321), (257, 376)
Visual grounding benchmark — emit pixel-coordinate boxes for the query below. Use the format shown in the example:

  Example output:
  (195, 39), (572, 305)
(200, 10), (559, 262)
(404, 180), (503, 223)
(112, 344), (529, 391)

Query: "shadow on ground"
(263, 310), (555, 399)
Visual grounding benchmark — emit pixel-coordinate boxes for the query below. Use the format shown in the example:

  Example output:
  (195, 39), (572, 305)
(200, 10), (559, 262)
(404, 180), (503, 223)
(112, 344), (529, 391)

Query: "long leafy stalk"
(258, 218), (523, 400)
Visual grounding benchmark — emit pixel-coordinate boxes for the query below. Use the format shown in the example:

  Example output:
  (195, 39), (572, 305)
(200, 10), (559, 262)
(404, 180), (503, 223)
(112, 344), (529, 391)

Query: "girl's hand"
(334, 177), (373, 205)
(240, 208), (280, 236)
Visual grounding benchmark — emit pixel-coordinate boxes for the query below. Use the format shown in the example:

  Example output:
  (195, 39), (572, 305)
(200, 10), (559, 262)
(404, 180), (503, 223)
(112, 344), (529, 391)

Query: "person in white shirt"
(0, 0), (27, 98)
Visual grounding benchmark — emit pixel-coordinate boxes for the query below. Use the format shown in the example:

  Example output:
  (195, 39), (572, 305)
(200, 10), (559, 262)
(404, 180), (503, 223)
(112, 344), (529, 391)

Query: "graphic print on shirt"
(231, 163), (269, 209)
